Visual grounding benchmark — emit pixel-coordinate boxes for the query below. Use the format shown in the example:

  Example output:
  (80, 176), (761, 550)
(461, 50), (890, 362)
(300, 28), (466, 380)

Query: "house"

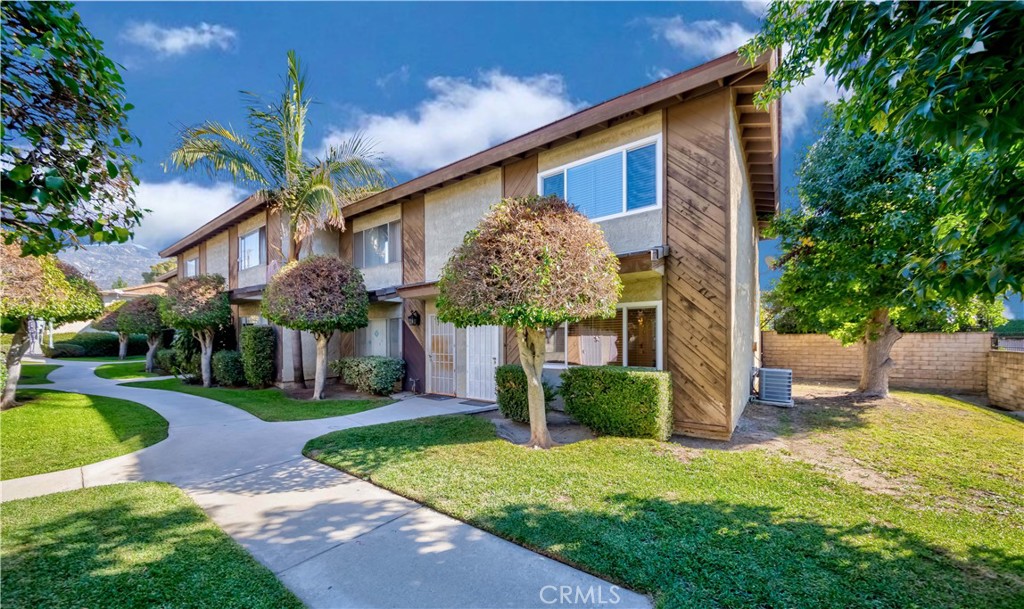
(159, 49), (780, 440)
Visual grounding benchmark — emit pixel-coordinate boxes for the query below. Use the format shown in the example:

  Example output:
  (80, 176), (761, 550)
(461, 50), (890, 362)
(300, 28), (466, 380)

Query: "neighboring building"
(100, 282), (168, 306)
(159, 50), (780, 440)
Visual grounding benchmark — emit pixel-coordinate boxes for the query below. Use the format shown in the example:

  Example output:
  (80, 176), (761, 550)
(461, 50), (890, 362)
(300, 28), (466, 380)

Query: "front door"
(466, 325), (500, 401)
(427, 314), (456, 395)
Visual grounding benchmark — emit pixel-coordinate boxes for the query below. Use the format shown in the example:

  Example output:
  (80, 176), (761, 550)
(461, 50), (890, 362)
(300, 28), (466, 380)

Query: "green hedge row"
(240, 326), (276, 388)
(44, 332), (149, 357)
(331, 356), (404, 395)
(494, 364), (556, 424)
(212, 350), (247, 387)
(560, 366), (673, 440)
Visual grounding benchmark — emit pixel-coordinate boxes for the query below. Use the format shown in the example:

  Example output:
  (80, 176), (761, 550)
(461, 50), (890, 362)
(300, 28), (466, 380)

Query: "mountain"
(58, 243), (168, 289)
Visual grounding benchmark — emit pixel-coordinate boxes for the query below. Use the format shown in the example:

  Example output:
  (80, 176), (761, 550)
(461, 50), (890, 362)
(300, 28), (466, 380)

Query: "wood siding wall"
(664, 92), (734, 439)
(500, 157), (538, 365)
(227, 225), (238, 289)
(401, 196), (427, 390)
(198, 242), (208, 275)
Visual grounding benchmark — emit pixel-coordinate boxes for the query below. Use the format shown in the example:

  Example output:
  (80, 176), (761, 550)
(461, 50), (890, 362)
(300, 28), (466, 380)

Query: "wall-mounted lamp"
(406, 310), (421, 327)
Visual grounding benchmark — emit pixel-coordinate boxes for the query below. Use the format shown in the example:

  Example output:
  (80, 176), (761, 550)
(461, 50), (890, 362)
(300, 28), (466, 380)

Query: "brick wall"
(762, 332), (992, 393)
(988, 351), (1024, 411)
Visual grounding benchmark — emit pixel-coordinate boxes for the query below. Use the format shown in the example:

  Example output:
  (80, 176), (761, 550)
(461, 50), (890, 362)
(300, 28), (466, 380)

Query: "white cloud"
(648, 16), (755, 59)
(376, 65), (410, 90)
(781, 67), (842, 135)
(321, 71), (583, 175)
(130, 180), (245, 250)
(122, 22), (237, 57)
(742, 1), (771, 17)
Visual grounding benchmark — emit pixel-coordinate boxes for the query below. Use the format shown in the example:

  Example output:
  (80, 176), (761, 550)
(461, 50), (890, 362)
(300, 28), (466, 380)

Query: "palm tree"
(168, 50), (389, 387)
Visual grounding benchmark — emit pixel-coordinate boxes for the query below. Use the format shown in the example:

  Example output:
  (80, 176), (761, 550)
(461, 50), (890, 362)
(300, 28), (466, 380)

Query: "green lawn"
(123, 378), (392, 422)
(305, 391), (1024, 609)
(0, 482), (303, 609)
(17, 364), (59, 385)
(1, 390), (168, 480)
(94, 361), (159, 380)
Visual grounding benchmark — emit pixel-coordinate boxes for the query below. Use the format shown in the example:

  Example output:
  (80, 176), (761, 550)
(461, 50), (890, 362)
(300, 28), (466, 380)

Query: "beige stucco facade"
(424, 169), (502, 281)
(237, 213), (269, 288)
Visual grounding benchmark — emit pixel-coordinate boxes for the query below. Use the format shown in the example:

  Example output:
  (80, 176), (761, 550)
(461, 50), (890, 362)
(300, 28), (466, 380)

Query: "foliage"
(155, 348), (176, 374)
(262, 256), (368, 336)
(438, 196), (621, 329)
(159, 275), (230, 334)
(994, 319), (1024, 337)
(44, 333), (148, 358)
(760, 289), (825, 334)
(0, 1), (142, 256)
(560, 366), (673, 440)
(168, 331), (201, 382)
(744, 1), (1024, 298)
(211, 350), (246, 387)
(141, 260), (176, 283)
(91, 300), (125, 332)
(111, 276), (128, 289)
(116, 296), (165, 338)
(331, 356), (405, 396)
(43, 343), (85, 358)
(239, 326), (276, 388)
(494, 364), (556, 424)
(0, 243), (103, 325)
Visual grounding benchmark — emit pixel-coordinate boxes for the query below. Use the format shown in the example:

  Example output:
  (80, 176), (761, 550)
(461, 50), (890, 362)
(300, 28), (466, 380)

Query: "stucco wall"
(353, 205), (403, 290)
(729, 108), (758, 429)
(621, 274), (662, 302)
(205, 232), (229, 279)
(988, 351), (1024, 410)
(599, 209), (664, 255)
(424, 169), (502, 281)
(181, 245), (200, 276)
(237, 213), (268, 288)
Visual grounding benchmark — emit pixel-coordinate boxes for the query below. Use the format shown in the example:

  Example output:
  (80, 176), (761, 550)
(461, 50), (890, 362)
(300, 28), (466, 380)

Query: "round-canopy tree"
(262, 255), (368, 400)
(437, 196), (621, 449)
(92, 300), (129, 359)
(117, 295), (165, 372)
(0, 243), (103, 407)
(160, 275), (230, 388)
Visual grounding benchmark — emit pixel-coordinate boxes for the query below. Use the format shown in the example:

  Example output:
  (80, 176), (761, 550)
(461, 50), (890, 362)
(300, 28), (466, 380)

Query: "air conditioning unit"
(757, 368), (794, 408)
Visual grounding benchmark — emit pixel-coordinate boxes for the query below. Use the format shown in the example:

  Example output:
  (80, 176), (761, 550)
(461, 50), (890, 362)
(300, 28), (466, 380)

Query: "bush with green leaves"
(161, 275), (230, 388)
(494, 364), (556, 424)
(117, 295), (165, 372)
(91, 300), (129, 358)
(212, 350), (246, 387)
(240, 325), (276, 388)
(560, 366), (673, 441)
(43, 332), (148, 357)
(45, 343), (86, 359)
(331, 356), (404, 396)
(154, 348), (176, 374)
(168, 332), (201, 383)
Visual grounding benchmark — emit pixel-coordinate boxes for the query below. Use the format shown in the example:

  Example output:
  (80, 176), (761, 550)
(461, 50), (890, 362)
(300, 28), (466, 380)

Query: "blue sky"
(75, 1), (839, 289)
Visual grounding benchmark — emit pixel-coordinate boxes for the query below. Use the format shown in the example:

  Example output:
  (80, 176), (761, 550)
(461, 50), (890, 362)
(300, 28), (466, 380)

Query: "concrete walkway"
(2, 359), (650, 609)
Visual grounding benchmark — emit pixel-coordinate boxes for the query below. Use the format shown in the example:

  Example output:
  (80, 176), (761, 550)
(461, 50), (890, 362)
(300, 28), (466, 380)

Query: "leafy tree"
(160, 275), (230, 387)
(262, 256), (368, 400)
(0, 243), (103, 407)
(141, 260), (176, 283)
(437, 196), (621, 448)
(92, 300), (129, 359)
(117, 296), (165, 372)
(1, 1), (142, 256)
(168, 50), (389, 388)
(111, 276), (128, 289)
(743, 1), (1024, 298)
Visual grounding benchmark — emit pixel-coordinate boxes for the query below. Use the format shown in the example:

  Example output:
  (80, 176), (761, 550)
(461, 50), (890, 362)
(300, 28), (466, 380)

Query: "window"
(539, 137), (660, 221)
(545, 304), (660, 369)
(184, 257), (199, 277)
(353, 220), (401, 268)
(355, 318), (402, 358)
(239, 227), (266, 270)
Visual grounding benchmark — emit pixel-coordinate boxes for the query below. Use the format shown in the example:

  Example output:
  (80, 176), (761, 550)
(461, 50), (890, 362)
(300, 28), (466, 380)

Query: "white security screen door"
(466, 325), (500, 401)
(427, 314), (456, 395)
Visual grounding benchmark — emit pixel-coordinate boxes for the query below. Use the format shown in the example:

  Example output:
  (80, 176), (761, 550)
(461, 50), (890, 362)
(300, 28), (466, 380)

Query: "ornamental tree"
(92, 300), (129, 359)
(437, 196), (621, 448)
(160, 275), (230, 387)
(262, 256), (369, 400)
(117, 296), (165, 372)
(0, 243), (103, 407)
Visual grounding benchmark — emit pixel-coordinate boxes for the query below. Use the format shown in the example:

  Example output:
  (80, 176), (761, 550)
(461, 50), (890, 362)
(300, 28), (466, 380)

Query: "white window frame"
(238, 227), (265, 270)
(355, 317), (403, 359)
(184, 257), (199, 277)
(353, 220), (401, 269)
(537, 134), (663, 223)
(543, 301), (663, 370)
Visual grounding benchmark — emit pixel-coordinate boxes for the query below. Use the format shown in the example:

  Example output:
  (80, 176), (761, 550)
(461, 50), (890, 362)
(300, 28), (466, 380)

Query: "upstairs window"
(539, 137), (660, 221)
(353, 220), (401, 268)
(184, 257), (199, 277)
(239, 227), (266, 270)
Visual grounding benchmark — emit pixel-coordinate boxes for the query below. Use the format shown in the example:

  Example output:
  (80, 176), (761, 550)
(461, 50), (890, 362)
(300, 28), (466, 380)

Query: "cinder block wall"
(988, 351), (1024, 410)
(762, 332), (992, 393)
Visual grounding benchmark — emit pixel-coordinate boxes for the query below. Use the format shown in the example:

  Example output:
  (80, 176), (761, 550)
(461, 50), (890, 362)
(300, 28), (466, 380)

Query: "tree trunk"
(288, 236), (306, 388)
(145, 335), (161, 373)
(857, 308), (902, 397)
(196, 329), (215, 388)
(118, 333), (129, 360)
(2, 319), (31, 410)
(517, 326), (554, 449)
(312, 333), (329, 400)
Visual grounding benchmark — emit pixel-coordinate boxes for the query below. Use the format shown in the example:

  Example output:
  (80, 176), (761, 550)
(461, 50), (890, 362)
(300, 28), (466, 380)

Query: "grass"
(123, 377), (392, 422)
(0, 482), (303, 609)
(305, 391), (1024, 609)
(94, 361), (159, 380)
(59, 355), (146, 362)
(17, 364), (59, 385)
(1, 390), (168, 480)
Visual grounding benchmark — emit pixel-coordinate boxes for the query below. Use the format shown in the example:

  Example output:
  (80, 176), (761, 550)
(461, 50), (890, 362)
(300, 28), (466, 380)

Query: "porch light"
(407, 310), (421, 326)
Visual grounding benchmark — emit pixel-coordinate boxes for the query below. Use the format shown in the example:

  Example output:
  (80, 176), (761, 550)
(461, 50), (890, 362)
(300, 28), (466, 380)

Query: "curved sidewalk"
(1, 359), (650, 609)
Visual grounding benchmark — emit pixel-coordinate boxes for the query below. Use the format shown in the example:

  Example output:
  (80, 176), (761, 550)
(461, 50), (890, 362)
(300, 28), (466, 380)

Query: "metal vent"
(758, 368), (794, 407)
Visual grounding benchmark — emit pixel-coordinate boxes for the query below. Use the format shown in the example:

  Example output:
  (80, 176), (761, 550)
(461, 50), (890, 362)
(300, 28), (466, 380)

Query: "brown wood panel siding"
(227, 225), (239, 289)
(402, 299), (426, 392)
(504, 327), (520, 365)
(400, 196), (426, 389)
(402, 195), (425, 284)
(266, 209), (284, 265)
(664, 92), (733, 439)
(502, 156), (538, 198)
(339, 225), (352, 263)
(198, 242), (207, 275)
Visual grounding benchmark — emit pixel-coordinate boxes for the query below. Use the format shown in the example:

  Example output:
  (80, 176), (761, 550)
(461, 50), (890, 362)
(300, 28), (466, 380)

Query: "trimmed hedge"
(560, 366), (673, 440)
(212, 350), (247, 387)
(240, 326), (276, 388)
(44, 332), (149, 357)
(494, 364), (556, 424)
(45, 343), (86, 358)
(331, 356), (404, 396)
(155, 348), (176, 374)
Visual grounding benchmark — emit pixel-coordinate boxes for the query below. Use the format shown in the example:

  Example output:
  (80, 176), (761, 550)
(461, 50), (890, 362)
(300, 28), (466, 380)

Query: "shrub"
(240, 326), (276, 388)
(331, 356), (404, 396)
(43, 332), (149, 357)
(155, 348), (176, 374)
(212, 350), (247, 387)
(44, 343), (86, 358)
(494, 364), (556, 424)
(170, 332), (201, 383)
(560, 366), (673, 440)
